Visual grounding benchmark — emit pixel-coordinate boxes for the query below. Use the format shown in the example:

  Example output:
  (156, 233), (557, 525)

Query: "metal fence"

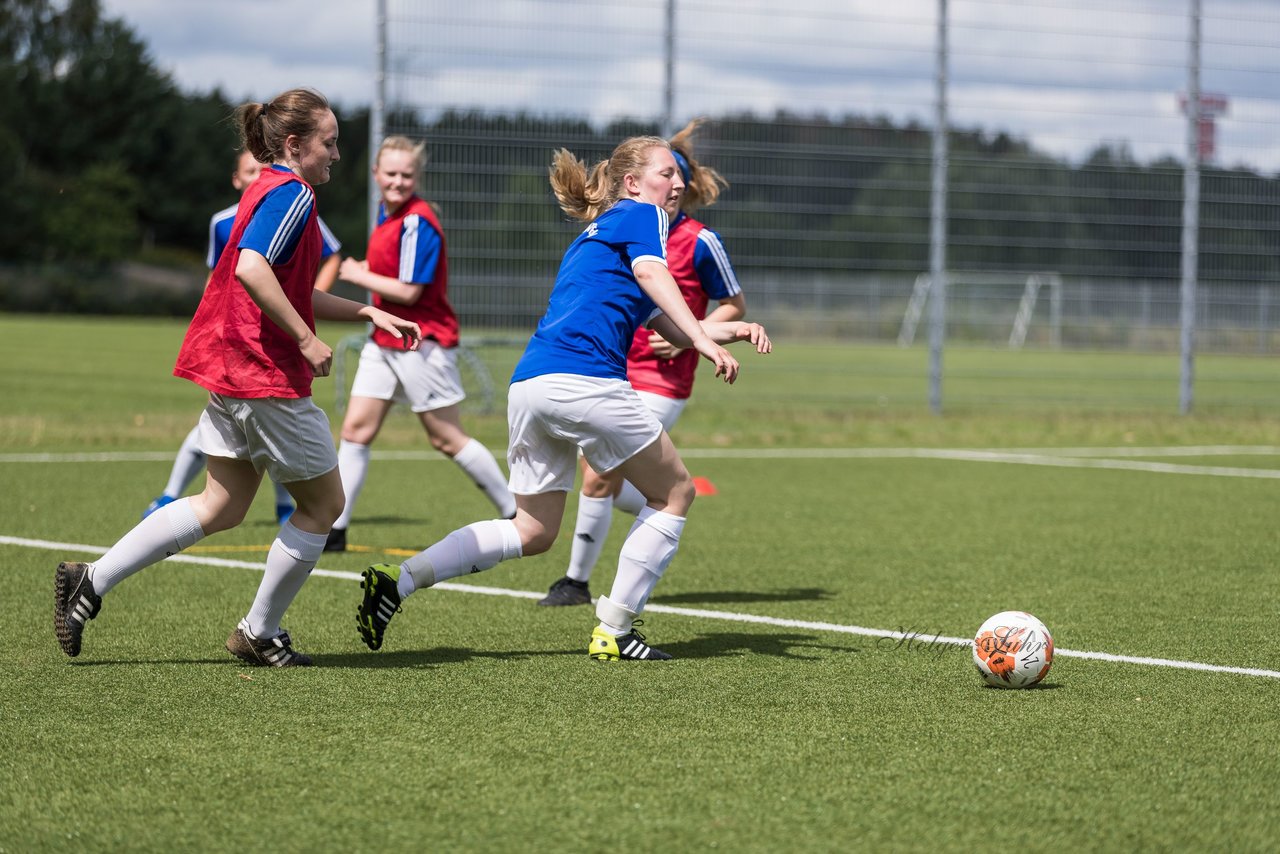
(372, 0), (1280, 366)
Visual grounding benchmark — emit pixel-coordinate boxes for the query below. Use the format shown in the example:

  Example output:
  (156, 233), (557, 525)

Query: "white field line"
(5, 446), (1280, 480)
(6, 534), (1279, 681)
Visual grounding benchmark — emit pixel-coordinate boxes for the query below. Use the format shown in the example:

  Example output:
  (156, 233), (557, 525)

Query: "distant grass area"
(2, 312), (1279, 850)
(3, 314), (1280, 452)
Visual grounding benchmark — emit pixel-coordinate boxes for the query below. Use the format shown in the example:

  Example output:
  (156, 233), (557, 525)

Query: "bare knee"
(340, 402), (385, 445)
(341, 423), (379, 445)
(522, 528), (558, 557)
(428, 431), (461, 456)
(581, 468), (619, 499)
(296, 492), (345, 530)
(670, 481), (691, 514)
(513, 516), (558, 556)
(665, 472), (697, 517)
(191, 495), (250, 535)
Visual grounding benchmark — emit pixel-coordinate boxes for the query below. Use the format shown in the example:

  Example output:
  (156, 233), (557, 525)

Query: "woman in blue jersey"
(354, 135), (771, 661)
(539, 117), (746, 607)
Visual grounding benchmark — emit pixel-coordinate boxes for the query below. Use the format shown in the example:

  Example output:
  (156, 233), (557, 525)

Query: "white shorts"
(198, 393), (339, 484)
(507, 374), (663, 495)
(349, 339), (466, 413)
(635, 389), (687, 432)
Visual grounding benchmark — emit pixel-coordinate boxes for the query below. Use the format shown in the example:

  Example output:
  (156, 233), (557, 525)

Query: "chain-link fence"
(374, 1), (1280, 379)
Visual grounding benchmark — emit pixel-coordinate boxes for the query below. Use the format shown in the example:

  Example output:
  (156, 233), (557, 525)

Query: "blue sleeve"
(620, 202), (669, 269)
(238, 183), (315, 264)
(317, 216), (342, 259)
(207, 209), (234, 269)
(692, 229), (742, 300)
(398, 213), (441, 284)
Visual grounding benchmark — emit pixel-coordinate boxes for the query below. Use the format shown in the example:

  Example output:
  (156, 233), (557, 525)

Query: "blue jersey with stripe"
(377, 202), (442, 284)
(220, 166), (340, 267)
(688, 221), (740, 301)
(511, 199), (669, 383)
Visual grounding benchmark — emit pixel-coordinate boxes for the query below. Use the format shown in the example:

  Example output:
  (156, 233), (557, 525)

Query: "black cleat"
(537, 576), (592, 607)
(323, 527), (347, 553)
(226, 625), (313, 667)
(356, 564), (403, 650)
(54, 562), (101, 658)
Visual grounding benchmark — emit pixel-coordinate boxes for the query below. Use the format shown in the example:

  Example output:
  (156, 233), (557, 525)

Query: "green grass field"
(2, 314), (1278, 852)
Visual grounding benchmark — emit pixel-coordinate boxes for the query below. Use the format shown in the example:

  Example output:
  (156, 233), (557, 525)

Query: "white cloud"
(100, 0), (1280, 172)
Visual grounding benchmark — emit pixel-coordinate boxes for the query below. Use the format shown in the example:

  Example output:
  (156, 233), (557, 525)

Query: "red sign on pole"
(1178, 92), (1229, 163)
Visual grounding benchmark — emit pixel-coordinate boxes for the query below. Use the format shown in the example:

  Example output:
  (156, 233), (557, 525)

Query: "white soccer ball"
(972, 611), (1054, 689)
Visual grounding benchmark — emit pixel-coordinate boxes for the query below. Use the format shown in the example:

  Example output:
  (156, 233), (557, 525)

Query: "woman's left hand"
(735, 322), (772, 354)
(369, 309), (422, 351)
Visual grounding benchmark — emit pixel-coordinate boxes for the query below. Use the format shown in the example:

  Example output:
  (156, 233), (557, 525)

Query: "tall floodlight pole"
(661, 0), (676, 137)
(370, 0), (388, 237)
(928, 0), (949, 414)
(1178, 0), (1201, 414)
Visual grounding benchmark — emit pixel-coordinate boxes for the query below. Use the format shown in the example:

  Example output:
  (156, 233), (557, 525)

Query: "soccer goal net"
(897, 272), (1062, 349)
(332, 333), (501, 416)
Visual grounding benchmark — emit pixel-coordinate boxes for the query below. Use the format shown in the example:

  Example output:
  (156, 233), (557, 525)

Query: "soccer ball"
(972, 611), (1054, 689)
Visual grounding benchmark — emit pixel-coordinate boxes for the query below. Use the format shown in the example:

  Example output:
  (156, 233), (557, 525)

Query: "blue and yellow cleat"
(588, 623), (672, 661)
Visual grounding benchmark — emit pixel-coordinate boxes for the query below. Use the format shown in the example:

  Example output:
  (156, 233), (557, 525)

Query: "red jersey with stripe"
(626, 213), (742, 400)
(366, 195), (459, 349)
(174, 167), (322, 399)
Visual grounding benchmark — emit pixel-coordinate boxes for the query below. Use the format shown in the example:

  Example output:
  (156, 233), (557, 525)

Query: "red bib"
(626, 215), (711, 400)
(174, 169), (321, 399)
(366, 196), (458, 349)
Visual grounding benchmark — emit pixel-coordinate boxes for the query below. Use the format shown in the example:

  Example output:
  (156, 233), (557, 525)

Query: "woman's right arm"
(236, 249), (335, 375)
(338, 259), (422, 304)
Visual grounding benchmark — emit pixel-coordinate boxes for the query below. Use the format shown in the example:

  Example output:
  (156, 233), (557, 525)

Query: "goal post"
(897, 272), (1062, 349)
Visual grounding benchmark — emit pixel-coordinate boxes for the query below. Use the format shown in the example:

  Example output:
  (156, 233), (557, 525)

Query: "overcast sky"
(100, 0), (1280, 173)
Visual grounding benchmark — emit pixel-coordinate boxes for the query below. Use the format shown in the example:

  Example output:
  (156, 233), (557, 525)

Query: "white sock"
(272, 478), (293, 507)
(333, 440), (370, 530)
(396, 565), (417, 600)
(566, 494), (613, 583)
(594, 594), (638, 637)
(452, 439), (517, 518)
(162, 427), (206, 498)
(606, 507), (685, 616)
(90, 498), (205, 595)
(400, 518), (522, 595)
(613, 480), (647, 516)
(243, 522), (327, 638)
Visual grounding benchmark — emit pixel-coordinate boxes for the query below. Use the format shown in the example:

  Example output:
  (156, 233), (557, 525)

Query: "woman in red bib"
(53, 88), (422, 668)
(324, 136), (515, 553)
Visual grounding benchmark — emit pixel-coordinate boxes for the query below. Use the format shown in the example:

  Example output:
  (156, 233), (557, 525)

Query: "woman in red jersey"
(54, 88), (421, 668)
(324, 136), (515, 553)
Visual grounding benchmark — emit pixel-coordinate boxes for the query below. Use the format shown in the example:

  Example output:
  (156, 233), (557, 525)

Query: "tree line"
(3, 0), (1277, 318)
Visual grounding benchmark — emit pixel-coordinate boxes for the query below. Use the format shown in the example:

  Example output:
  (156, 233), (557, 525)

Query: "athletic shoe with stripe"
(537, 575), (592, 607)
(226, 624), (313, 667)
(356, 564), (403, 651)
(589, 622), (672, 661)
(54, 561), (101, 658)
